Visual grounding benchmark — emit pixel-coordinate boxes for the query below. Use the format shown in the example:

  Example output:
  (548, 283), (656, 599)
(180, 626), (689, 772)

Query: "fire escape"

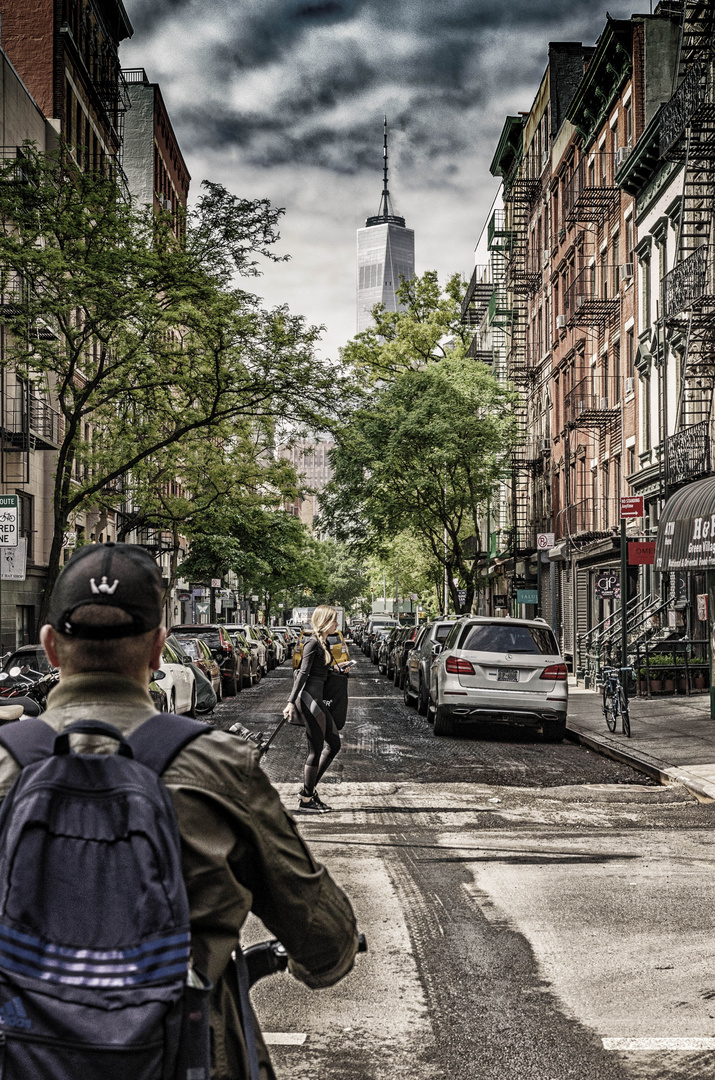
(662, 0), (715, 487)
(460, 264), (494, 362)
(502, 170), (543, 556)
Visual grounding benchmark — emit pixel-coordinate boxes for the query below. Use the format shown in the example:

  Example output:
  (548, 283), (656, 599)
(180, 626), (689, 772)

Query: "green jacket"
(0, 672), (358, 1080)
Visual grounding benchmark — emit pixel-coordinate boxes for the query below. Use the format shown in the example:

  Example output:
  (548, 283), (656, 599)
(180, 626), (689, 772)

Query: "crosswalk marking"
(263, 1032), (307, 1045)
(603, 1038), (715, 1051)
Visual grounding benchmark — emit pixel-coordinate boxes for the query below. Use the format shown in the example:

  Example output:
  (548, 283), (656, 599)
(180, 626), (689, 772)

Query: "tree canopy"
(319, 272), (516, 615)
(0, 146), (351, 615)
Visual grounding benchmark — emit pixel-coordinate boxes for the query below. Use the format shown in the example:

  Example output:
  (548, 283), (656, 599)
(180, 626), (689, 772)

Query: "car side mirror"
(152, 669), (166, 681)
(432, 644), (443, 656)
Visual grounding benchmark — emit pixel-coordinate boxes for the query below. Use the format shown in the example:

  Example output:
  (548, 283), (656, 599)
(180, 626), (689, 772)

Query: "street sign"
(697, 594), (709, 621)
(457, 588), (467, 605)
(0, 495), (18, 547)
(620, 496), (644, 519)
(211, 578), (221, 588)
(195, 601), (210, 617)
(628, 541), (655, 565)
(1, 539), (25, 581)
(537, 532), (555, 549)
(516, 588), (538, 605)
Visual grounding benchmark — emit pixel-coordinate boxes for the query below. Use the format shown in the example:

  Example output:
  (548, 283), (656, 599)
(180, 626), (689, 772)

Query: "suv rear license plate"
(498, 668), (519, 682)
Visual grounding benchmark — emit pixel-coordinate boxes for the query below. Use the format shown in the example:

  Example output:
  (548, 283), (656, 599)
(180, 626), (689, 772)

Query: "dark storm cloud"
(123, 0), (634, 178)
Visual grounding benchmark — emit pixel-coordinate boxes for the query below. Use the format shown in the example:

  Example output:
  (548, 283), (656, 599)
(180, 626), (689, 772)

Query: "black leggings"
(298, 689), (341, 793)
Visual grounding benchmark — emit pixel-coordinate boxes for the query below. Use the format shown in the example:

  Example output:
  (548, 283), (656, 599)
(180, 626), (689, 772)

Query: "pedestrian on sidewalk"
(284, 604), (349, 813)
(0, 544), (358, 1080)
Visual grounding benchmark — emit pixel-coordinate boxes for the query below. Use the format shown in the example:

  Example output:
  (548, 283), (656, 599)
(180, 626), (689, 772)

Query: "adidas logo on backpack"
(0, 714), (212, 1079)
(0, 997), (31, 1031)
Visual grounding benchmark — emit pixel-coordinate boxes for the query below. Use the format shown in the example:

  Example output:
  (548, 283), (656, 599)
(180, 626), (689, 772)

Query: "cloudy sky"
(120, 0), (640, 361)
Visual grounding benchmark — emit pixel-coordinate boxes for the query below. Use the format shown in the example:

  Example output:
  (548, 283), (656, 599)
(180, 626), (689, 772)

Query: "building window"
(613, 233), (620, 292)
(613, 340), (621, 402)
(16, 491), (33, 561)
(628, 445), (636, 477)
(16, 606), (35, 649)
(641, 258), (651, 330)
(626, 327), (635, 378)
(626, 217), (634, 263)
(625, 100), (632, 146)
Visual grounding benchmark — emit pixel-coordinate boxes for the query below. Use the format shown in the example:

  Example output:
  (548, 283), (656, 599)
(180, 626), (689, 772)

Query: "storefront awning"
(654, 476), (715, 571)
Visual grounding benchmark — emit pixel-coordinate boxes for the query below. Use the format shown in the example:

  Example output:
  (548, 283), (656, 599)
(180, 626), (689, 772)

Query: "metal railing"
(565, 263), (621, 327)
(666, 419), (711, 485)
(577, 591), (656, 686)
(660, 63), (706, 156)
(460, 265), (493, 325)
(564, 375), (622, 428)
(663, 245), (710, 319)
(564, 154), (620, 225)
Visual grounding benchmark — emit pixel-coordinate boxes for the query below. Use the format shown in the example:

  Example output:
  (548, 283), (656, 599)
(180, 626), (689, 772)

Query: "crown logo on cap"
(90, 576), (119, 595)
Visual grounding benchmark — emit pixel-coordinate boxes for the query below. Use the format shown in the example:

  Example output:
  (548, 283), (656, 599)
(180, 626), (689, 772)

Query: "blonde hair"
(311, 605), (338, 664)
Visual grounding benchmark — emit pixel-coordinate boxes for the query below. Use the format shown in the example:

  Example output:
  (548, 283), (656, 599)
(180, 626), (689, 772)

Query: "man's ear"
(149, 626), (167, 673)
(40, 624), (59, 669)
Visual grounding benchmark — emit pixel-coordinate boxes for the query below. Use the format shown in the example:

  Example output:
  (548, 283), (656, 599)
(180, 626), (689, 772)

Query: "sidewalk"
(566, 678), (715, 804)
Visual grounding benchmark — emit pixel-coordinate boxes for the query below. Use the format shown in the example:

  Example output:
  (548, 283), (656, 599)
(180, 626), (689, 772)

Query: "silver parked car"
(428, 616), (568, 741)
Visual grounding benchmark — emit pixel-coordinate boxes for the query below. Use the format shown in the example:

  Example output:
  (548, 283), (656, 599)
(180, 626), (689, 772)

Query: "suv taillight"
(445, 656), (475, 675)
(540, 663), (568, 681)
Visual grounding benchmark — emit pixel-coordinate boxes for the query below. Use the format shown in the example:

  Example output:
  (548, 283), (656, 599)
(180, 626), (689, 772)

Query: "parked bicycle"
(600, 665), (633, 737)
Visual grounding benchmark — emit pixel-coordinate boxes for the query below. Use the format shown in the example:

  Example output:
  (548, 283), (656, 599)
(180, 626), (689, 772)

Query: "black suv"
(171, 624), (240, 696)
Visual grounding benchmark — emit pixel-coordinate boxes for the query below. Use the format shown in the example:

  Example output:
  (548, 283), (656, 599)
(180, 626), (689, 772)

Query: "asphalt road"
(212, 647), (715, 1080)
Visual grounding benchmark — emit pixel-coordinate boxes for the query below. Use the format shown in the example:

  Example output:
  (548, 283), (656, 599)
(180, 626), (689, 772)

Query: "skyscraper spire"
(366, 116), (405, 227)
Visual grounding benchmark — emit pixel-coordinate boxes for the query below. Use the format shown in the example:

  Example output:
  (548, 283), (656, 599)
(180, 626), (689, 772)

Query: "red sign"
(628, 541), (655, 565)
(620, 496), (644, 519)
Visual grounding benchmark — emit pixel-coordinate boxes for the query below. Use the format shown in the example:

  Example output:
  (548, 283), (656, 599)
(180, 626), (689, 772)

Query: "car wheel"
(403, 679), (415, 707)
(393, 666), (401, 688)
(542, 718), (567, 743)
(254, 666), (262, 686)
(170, 691), (176, 715)
(186, 685), (197, 719)
(158, 690), (169, 713)
(216, 680), (223, 703)
(417, 679), (429, 716)
(433, 706), (454, 737)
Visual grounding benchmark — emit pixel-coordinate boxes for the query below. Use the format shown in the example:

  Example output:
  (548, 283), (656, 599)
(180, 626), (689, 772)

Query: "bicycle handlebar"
(244, 932), (367, 988)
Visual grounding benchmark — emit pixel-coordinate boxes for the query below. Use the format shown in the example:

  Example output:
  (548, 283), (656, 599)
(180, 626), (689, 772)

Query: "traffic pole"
(620, 512), (628, 701)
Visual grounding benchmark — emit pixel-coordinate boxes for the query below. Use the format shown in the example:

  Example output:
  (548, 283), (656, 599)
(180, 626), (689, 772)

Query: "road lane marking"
(263, 1032), (307, 1045)
(603, 1038), (715, 1051)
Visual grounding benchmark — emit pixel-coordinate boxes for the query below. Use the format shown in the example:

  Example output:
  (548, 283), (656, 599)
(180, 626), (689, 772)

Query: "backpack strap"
(0, 717), (57, 768)
(127, 713), (209, 775)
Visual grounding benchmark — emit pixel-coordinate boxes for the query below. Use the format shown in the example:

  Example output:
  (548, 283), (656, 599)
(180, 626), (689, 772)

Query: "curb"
(565, 722), (715, 804)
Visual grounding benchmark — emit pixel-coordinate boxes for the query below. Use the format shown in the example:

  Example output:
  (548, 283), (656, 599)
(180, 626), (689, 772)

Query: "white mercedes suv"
(428, 616), (568, 741)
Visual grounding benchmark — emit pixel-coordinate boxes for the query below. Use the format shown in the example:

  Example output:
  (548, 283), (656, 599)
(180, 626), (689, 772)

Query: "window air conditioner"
(542, 149), (549, 169)
(625, 376), (635, 394)
(616, 147), (631, 167)
(540, 439), (551, 453)
(599, 396), (609, 410)
(543, 249), (550, 266)
(620, 262), (634, 280)
(556, 314), (567, 329)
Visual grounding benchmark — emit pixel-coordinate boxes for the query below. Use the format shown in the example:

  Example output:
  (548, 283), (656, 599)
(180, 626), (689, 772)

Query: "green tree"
(318, 354), (516, 615)
(0, 146), (348, 619)
(341, 270), (470, 381)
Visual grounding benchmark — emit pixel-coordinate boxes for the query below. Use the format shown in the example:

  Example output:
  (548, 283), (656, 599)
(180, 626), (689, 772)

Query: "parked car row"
(150, 623), (299, 717)
(365, 615), (569, 742)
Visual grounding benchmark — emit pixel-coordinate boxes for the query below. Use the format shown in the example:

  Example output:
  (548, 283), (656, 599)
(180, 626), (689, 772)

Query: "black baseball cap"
(46, 543), (164, 639)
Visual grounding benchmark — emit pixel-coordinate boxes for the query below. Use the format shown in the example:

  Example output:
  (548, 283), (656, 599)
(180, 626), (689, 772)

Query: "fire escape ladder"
(662, 0), (715, 485)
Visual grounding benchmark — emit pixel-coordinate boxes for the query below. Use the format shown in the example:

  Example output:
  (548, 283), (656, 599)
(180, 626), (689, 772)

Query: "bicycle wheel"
(603, 683), (617, 732)
(619, 687), (630, 737)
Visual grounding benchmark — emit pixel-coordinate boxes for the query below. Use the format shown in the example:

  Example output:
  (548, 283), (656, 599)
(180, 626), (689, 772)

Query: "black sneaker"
(312, 792), (332, 812)
(296, 794), (328, 814)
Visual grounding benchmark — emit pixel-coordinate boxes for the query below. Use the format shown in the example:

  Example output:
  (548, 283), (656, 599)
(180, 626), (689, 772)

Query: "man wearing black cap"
(0, 543), (358, 1080)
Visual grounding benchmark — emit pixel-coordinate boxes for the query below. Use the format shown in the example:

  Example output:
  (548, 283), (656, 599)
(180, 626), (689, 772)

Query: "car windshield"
(1, 650), (52, 674)
(461, 624), (558, 655)
(326, 633), (342, 646)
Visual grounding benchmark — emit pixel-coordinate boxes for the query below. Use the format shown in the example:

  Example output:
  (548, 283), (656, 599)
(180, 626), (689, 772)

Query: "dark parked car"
(392, 625), (422, 689)
(370, 627), (393, 665)
(404, 618), (459, 715)
(378, 628), (401, 677)
(171, 624), (240, 696)
(230, 630), (261, 688)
